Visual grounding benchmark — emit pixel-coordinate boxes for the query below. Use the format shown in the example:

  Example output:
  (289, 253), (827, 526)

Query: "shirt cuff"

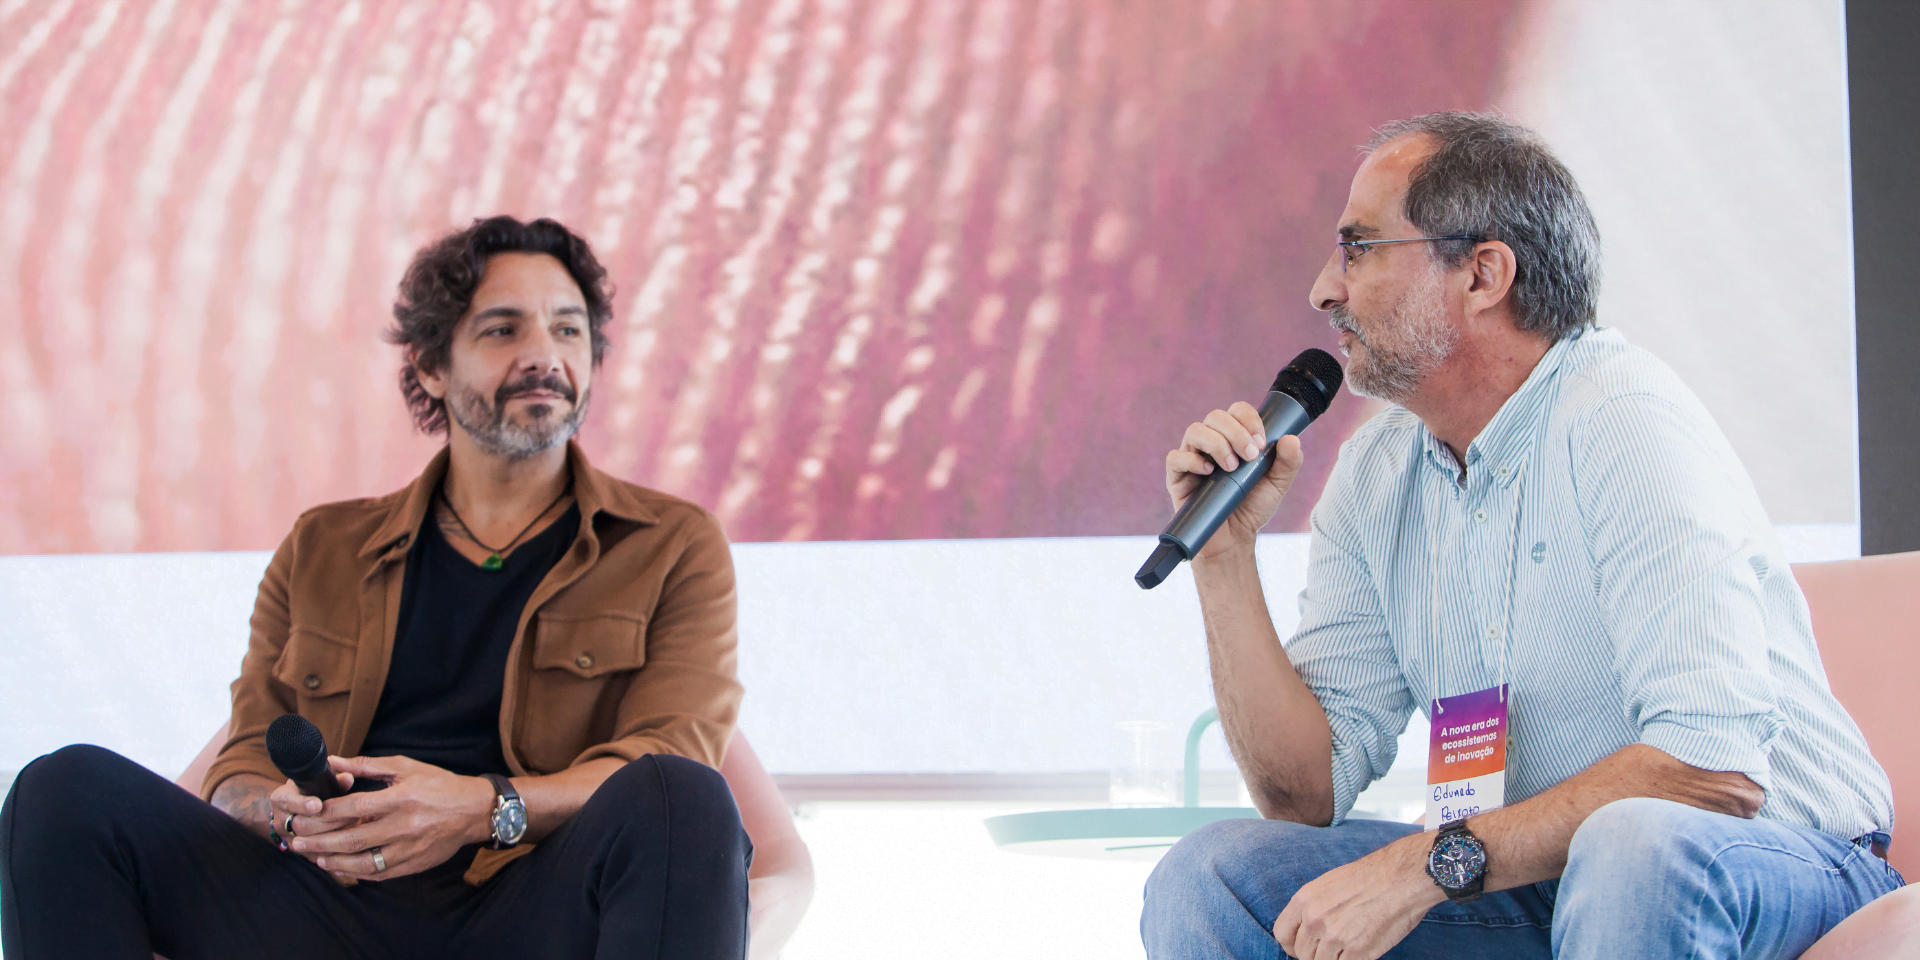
(1639, 714), (1779, 794)
(201, 749), (281, 803)
(1326, 717), (1397, 827)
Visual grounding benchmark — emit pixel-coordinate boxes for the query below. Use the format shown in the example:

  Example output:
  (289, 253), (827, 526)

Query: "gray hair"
(1366, 112), (1601, 341)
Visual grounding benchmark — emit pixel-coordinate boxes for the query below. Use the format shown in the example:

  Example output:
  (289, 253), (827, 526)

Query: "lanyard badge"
(1426, 685), (1508, 828)
(1423, 467), (1525, 830)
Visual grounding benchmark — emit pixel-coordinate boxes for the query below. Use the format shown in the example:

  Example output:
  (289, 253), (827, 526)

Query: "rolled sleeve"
(1635, 673), (1782, 791)
(1289, 451), (1417, 825)
(1573, 393), (1786, 790)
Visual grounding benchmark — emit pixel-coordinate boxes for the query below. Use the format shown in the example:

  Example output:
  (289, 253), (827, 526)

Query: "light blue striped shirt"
(1292, 327), (1893, 840)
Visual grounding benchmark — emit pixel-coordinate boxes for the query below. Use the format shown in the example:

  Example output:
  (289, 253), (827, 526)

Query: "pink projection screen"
(1, 0), (1528, 553)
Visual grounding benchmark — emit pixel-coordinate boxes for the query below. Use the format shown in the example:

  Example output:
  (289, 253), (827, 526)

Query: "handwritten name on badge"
(1426, 684), (1509, 829)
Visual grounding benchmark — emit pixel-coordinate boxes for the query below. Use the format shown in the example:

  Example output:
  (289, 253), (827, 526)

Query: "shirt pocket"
(531, 613), (647, 677)
(273, 626), (357, 701)
(519, 613), (649, 771)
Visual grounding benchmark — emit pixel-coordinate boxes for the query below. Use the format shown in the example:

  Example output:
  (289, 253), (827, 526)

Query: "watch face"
(1428, 834), (1487, 889)
(492, 800), (528, 844)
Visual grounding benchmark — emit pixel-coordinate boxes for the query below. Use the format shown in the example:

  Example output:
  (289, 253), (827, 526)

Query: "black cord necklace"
(438, 479), (574, 571)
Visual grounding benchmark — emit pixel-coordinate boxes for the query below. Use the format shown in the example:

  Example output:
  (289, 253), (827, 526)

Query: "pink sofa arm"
(1798, 885), (1920, 960)
(721, 733), (816, 959)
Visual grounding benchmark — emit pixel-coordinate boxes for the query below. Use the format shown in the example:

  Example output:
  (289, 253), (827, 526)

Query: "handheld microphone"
(266, 713), (342, 800)
(1135, 349), (1344, 589)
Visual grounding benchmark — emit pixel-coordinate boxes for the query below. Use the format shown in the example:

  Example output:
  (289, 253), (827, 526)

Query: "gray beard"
(448, 383), (589, 461)
(1331, 281), (1457, 405)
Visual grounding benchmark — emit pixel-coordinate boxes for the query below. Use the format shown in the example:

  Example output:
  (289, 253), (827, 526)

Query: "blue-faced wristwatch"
(483, 773), (528, 849)
(1426, 819), (1488, 903)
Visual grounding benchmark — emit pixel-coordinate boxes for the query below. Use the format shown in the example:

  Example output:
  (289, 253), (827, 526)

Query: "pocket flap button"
(303, 674), (322, 691)
(575, 653), (594, 670)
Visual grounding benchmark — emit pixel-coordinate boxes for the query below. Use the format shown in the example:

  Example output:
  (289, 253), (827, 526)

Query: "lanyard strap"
(1498, 478), (1525, 700)
(1428, 488), (1443, 712)
(1430, 467), (1525, 713)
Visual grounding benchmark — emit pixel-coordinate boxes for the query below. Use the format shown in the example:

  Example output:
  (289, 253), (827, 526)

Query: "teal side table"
(984, 708), (1260, 861)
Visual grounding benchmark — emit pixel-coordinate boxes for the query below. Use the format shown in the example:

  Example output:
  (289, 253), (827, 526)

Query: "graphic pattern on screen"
(0, 0), (1522, 552)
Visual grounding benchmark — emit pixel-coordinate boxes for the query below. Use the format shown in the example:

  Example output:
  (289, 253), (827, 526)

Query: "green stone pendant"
(481, 554), (505, 571)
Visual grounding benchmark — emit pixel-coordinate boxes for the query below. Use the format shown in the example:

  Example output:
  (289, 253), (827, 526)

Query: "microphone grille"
(1271, 348), (1345, 419)
(265, 713), (327, 771)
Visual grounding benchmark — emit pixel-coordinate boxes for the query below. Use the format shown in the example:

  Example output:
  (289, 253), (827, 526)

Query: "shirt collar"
(358, 440), (657, 561)
(1420, 329), (1582, 489)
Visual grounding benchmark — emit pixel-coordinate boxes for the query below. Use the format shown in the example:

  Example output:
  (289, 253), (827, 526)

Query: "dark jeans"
(0, 745), (751, 960)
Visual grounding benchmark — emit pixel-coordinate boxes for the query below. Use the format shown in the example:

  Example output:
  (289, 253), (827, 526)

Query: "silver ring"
(284, 813), (298, 838)
(370, 847), (386, 873)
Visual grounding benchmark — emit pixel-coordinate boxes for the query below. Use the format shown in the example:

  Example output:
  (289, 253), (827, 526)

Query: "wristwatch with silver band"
(483, 773), (528, 849)
(1426, 818), (1489, 903)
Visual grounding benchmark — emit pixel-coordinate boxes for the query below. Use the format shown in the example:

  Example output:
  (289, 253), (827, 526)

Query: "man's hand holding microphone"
(1166, 405), (1307, 561)
(1137, 349), (1343, 586)
(264, 713), (497, 884)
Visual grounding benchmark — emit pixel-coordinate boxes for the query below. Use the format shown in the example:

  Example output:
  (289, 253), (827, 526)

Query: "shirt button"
(1497, 465), (1510, 478)
(1473, 508), (1488, 523)
(575, 653), (595, 670)
(303, 674), (321, 691)
(1486, 625), (1500, 639)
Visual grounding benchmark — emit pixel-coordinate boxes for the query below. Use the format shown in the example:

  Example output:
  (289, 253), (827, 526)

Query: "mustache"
(1328, 306), (1359, 336)
(495, 373), (578, 406)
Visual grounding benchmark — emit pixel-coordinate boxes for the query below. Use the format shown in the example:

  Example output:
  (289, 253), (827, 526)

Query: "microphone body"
(1164, 389), (1312, 555)
(266, 713), (341, 800)
(1136, 349), (1343, 589)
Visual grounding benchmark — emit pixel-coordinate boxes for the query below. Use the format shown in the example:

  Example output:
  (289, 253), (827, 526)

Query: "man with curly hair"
(1, 217), (751, 959)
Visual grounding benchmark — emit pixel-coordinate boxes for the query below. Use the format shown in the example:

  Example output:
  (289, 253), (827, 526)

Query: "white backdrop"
(1503, 0), (1856, 525)
(0, 525), (1860, 789)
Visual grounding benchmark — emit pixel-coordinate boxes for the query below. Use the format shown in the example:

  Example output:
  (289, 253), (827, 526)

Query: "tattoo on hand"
(212, 779), (275, 836)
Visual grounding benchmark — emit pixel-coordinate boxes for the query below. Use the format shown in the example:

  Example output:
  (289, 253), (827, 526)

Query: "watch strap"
(482, 773), (522, 848)
(483, 772), (520, 804)
(1430, 819), (1487, 903)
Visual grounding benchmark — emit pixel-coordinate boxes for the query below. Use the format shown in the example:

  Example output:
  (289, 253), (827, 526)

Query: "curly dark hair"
(386, 216), (615, 435)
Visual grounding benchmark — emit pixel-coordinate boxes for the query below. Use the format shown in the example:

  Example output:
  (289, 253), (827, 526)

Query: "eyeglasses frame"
(1337, 235), (1486, 273)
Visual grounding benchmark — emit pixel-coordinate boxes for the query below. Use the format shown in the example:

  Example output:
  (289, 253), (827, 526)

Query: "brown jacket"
(202, 441), (743, 884)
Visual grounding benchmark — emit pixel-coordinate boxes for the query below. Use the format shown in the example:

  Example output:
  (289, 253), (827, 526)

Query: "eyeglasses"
(1337, 235), (1484, 273)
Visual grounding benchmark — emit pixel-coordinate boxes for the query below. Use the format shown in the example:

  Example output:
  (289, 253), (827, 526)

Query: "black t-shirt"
(358, 500), (581, 778)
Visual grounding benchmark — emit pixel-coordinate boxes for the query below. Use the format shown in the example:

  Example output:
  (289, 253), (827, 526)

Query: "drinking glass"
(1110, 720), (1176, 807)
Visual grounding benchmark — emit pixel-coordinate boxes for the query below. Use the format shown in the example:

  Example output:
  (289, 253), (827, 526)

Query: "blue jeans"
(1141, 798), (1905, 959)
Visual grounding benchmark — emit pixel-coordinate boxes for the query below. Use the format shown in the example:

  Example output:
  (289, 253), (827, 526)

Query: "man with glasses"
(1140, 113), (1899, 959)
